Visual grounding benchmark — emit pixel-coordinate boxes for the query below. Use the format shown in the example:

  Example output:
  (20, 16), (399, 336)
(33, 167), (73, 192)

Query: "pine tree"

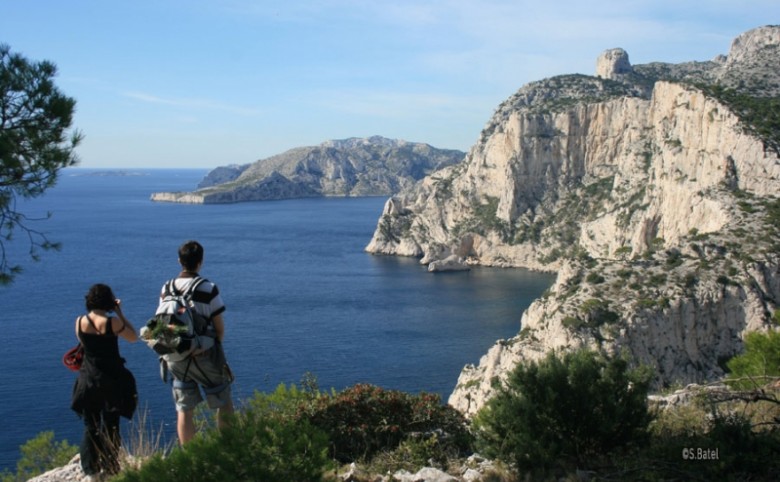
(0, 44), (81, 284)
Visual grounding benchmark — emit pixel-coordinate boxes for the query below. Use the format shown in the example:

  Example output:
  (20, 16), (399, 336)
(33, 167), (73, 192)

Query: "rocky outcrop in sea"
(364, 26), (780, 416)
(150, 136), (464, 204)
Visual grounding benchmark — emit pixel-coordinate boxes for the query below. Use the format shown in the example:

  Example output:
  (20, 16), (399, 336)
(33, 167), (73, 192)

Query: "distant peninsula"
(70, 170), (149, 177)
(150, 136), (464, 204)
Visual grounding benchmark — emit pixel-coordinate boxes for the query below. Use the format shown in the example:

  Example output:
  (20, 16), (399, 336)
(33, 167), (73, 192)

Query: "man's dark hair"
(85, 283), (116, 311)
(179, 240), (204, 272)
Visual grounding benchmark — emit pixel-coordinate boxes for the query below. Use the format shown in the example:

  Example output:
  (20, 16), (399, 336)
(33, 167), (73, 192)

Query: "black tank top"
(79, 314), (121, 368)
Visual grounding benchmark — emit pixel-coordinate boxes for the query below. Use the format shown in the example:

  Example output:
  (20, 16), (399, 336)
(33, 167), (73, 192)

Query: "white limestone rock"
(596, 48), (632, 80)
(390, 467), (459, 482)
(428, 255), (470, 272)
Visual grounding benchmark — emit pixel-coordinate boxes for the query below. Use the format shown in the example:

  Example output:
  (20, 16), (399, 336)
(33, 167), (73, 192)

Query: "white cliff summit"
(365, 26), (780, 416)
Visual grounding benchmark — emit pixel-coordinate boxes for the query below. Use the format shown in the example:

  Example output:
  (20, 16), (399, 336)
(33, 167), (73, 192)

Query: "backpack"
(141, 277), (216, 363)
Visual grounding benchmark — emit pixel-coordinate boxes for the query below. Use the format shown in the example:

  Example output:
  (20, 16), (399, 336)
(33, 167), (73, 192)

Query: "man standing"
(158, 240), (234, 444)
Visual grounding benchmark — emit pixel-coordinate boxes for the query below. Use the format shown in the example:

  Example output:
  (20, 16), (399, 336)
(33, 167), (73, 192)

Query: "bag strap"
(185, 276), (207, 300)
(164, 276), (207, 299)
(85, 314), (101, 334)
(186, 277), (213, 330)
(163, 279), (178, 297)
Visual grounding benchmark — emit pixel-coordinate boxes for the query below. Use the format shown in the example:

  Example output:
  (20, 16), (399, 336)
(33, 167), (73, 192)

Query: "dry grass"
(119, 405), (174, 471)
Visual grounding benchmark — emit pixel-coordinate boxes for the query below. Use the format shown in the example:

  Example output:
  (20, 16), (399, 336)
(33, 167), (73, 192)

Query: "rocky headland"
(150, 136), (464, 203)
(365, 26), (780, 416)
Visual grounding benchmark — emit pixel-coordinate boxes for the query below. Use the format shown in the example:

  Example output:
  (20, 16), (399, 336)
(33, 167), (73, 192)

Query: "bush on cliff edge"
(472, 348), (653, 473)
(0, 431), (77, 482)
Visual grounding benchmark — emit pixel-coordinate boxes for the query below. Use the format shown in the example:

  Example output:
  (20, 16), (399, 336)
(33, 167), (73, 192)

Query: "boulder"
(427, 255), (470, 272)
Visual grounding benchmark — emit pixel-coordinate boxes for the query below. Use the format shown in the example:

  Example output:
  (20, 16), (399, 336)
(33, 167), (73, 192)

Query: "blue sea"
(0, 168), (554, 470)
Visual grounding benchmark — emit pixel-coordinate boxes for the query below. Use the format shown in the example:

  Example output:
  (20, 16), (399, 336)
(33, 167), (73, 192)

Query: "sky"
(2, 1), (778, 168)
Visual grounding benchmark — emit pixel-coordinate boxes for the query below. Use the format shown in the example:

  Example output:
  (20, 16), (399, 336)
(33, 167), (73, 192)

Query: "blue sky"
(2, 1), (777, 168)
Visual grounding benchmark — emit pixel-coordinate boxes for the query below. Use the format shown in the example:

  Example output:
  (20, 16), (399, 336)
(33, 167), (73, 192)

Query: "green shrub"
(579, 298), (620, 326)
(473, 349), (653, 473)
(304, 384), (471, 463)
(726, 330), (780, 389)
(115, 398), (331, 481)
(561, 316), (584, 330)
(716, 275), (735, 286)
(246, 380), (322, 422)
(585, 271), (605, 284)
(647, 272), (667, 287)
(366, 433), (451, 474)
(0, 432), (77, 482)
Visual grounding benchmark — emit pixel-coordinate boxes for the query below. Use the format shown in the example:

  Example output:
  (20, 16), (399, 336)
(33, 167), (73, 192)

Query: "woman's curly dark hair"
(85, 284), (117, 312)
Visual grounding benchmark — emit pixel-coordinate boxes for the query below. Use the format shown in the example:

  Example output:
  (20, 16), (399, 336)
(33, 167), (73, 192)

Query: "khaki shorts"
(168, 346), (233, 412)
(173, 380), (232, 412)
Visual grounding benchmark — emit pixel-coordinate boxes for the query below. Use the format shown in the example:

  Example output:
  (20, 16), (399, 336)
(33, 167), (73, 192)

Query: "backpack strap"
(185, 276), (208, 300)
(164, 276), (207, 299)
(163, 278), (179, 297)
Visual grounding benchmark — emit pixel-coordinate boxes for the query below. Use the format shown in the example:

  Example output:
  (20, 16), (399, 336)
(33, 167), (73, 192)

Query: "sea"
(0, 168), (554, 470)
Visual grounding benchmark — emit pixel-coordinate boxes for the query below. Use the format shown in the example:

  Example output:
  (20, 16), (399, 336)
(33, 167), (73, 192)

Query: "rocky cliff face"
(197, 163), (251, 188)
(151, 136), (464, 203)
(365, 26), (780, 416)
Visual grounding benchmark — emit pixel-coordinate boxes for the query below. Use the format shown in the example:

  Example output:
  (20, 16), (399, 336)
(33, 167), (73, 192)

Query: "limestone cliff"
(197, 163), (251, 188)
(365, 26), (780, 416)
(151, 136), (464, 204)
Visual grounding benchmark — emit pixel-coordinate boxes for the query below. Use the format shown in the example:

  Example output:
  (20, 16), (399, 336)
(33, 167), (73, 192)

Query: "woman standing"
(71, 284), (138, 480)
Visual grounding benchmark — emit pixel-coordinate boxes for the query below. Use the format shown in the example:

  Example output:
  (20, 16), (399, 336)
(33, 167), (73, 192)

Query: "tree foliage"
(0, 431), (77, 482)
(303, 383), (472, 463)
(726, 329), (780, 389)
(0, 44), (81, 284)
(115, 412), (331, 482)
(473, 348), (653, 473)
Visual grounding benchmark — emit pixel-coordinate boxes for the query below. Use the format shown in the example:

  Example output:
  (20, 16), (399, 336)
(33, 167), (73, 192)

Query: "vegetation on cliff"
(696, 84), (780, 154)
(13, 340), (780, 480)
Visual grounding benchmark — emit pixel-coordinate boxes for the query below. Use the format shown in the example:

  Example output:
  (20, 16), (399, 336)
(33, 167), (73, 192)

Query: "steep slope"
(365, 26), (780, 416)
(151, 136), (464, 204)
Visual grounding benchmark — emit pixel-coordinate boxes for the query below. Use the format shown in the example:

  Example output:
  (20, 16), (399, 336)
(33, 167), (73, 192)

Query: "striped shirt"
(158, 274), (226, 321)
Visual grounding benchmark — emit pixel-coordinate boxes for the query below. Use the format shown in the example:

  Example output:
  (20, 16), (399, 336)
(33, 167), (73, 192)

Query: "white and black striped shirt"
(158, 274), (226, 320)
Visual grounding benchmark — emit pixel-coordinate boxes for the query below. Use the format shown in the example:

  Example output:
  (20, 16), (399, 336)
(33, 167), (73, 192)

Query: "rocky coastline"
(364, 26), (780, 416)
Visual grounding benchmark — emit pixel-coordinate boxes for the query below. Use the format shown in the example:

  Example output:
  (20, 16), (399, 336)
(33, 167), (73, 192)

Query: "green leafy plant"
(0, 432), (77, 482)
(142, 318), (189, 341)
(115, 403), (331, 482)
(579, 298), (620, 326)
(585, 271), (605, 284)
(367, 433), (451, 474)
(726, 330), (780, 389)
(303, 383), (471, 463)
(0, 44), (82, 284)
(473, 349), (653, 473)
